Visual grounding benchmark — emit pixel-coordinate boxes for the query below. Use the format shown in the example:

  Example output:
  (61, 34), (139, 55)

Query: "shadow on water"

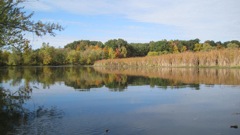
(0, 86), (64, 135)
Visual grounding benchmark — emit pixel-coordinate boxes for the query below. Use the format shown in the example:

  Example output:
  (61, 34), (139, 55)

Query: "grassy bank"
(94, 49), (240, 68)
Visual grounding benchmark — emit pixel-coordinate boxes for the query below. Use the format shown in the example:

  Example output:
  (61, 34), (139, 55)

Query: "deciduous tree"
(0, 0), (63, 49)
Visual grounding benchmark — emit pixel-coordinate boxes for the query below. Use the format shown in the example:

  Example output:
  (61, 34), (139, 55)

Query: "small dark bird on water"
(230, 125), (238, 129)
(105, 129), (109, 133)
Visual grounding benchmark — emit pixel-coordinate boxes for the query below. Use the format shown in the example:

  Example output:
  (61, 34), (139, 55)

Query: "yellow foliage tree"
(66, 50), (79, 64)
(194, 43), (202, 52)
(39, 43), (54, 65)
(108, 48), (116, 59)
(173, 45), (179, 53)
(180, 46), (187, 52)
(120, 46), (127, 58)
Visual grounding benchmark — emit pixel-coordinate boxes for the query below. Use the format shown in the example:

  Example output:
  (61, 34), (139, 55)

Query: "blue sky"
(23, 0), (240, 49)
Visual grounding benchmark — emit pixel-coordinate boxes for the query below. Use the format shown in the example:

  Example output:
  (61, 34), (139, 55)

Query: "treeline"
(0, 38), (240, 66)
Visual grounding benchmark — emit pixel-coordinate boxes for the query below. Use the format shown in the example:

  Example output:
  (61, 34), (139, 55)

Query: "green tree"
(147, 51), (159, 56)
(194, 43), (202, 52)
(0, 50), (10, 65)
(180, 45), (187, 52)
(120, 46), (127, 58)
(52, 48), (67, 65)
(227, 43), (239, 49)
(149, 40), (168, 52)
(128, 43), (149, 57)
(77, 46), (103, 65)
(201, 43), (214, 51)
(0, 0), (63, 49)
(39, 43), (55, 65)
(108, 48), (116, 59)
(204, 40), (216, 46)
(194, 43), (214, 52)
(172, 45), (179, 53)
(8, 48), (22, 65)
(79, 52), (87, 64)
(66, 50), (79, 65)
(0, 50), (3, 65)
(182, 38), (200, 51)
(102, 46), (109, 59)
(22, 43), (34, 65)
(105, 39), (128, 50)
(64, 40), (103, 50)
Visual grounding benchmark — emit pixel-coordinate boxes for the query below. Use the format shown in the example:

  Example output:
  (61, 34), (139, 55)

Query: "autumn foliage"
(1, 38), (240, 66)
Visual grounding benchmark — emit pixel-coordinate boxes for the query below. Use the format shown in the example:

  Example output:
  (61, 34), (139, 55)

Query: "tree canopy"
(0, 38), (240, 66)
(0, 0), (63, 50)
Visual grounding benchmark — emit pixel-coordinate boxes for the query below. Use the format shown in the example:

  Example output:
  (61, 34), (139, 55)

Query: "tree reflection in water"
(0, 86), (64, 135)
(0, 66), (203, 91)
(0, 66), (239, 134)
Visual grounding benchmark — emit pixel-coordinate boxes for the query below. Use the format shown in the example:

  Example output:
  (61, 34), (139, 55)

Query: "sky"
(23, 0), (240, 49)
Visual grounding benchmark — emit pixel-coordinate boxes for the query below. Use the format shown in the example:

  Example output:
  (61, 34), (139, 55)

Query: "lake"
(0, 66), (239, 135)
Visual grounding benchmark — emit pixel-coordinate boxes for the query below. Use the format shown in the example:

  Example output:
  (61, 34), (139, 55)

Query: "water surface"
(0, 66), (239, 135)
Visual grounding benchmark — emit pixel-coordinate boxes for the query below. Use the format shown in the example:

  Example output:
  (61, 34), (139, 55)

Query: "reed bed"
(94, 49), (240, 68)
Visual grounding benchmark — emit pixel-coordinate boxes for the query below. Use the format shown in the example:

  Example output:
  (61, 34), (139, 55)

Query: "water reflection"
(1, 66), (240, 91)
(94, 67), (240, 85)
(0, 86), (30, 134)
(0, 86), (63, 134)
(0, 66), (206, 91)
(0, 66), (239, 135)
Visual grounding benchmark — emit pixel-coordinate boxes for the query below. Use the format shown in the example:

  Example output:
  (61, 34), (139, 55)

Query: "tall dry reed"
(94, 49), (240, 67)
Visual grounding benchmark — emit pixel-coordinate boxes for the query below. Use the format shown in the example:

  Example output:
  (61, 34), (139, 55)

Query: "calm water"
(0, 66), (239, 135)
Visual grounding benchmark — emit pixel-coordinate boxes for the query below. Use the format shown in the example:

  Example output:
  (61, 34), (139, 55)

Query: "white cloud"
(25, 0), (240, 41)
(125, 0), (240, 41)
(24, 1), (54, 12)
